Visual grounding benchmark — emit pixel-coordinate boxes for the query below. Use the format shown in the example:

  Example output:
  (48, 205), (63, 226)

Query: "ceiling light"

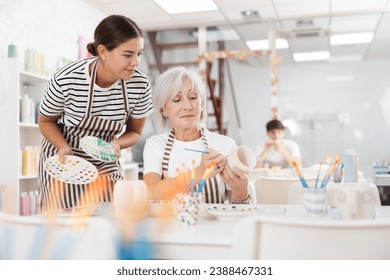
(242, 10), (257, 16)
(154, 0), (218, 14)
(246, 38), (289, 50)
(241, 10), (260, 20)
(293, 51), (330, 62)
(330, 32), (374, 45)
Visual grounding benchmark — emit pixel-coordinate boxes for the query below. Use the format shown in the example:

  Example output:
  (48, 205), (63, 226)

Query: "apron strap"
(161, 128), (223, 203)
(121, 79), (129, 114)
(86, 59), (99, 116)
(161, 129), (176, 177)
(200, 127), (209, 149)
(199, 128), (223, 203)
(86, 60), (129, 119)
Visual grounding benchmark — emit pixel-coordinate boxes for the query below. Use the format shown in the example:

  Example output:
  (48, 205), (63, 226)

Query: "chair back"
(232, 215), (390, 259)
(248, 168), (272, 183)
(287, 182), (305, 204)
(0, 213), (118, 259)
(255, 177), (316, 204)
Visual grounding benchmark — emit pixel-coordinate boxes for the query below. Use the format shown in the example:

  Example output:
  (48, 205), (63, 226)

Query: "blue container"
(343, 150), (358, 183)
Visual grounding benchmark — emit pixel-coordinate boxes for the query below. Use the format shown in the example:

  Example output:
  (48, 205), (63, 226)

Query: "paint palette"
(43, 155), (98, 184)
(80, 136), (117, 162)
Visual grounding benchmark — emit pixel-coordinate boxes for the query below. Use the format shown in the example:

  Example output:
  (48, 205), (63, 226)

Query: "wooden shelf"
(20, 175), (38, 180)
(20, 70), (49, 83)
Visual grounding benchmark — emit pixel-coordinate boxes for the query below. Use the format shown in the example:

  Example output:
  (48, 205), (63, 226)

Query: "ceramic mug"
(226, 145), (257, 172)
(113, 180), (148, 220)
(334, 183), (379, 220)
(302, 188), (327, 217)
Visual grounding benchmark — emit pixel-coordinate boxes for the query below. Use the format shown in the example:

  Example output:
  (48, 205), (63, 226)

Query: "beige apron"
(38, 60), (129, 211)
(162, 128), (225, 203)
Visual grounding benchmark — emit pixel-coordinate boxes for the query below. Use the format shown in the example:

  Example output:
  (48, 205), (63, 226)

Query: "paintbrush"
(184, 148), (209, 154)
(197, 160), (217, 193)
(291, 161), (309, 188)
(314, 161), (323, 188)
(320, 155), (340, 188)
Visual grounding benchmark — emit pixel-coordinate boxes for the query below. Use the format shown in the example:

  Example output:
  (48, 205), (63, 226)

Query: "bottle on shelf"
(20, 192), (30, 216)
(21, 94), (34, 123)
(29, 191), (36, 215)
(344, 149), (359, 183)
(35, 190), (41, 214)
(21, 146), (40, 176)
(8, 43), (18, 58)
(19, 191), (40, 216)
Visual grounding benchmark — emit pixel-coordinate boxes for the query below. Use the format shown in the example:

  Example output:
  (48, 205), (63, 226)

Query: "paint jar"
(344, 150), (358, 183)
(20, 192), (30, 216)
(8, 43), (17, 58)
(174, 192), (203, 225)
(29, 191), (36, 215)
(302, 188), (327, 217)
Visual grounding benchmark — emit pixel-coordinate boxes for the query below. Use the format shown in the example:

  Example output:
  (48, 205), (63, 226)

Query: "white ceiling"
(83, 0), (390, 65)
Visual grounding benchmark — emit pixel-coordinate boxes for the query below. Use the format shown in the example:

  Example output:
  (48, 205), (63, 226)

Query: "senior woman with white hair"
(143, 67), (250, 204)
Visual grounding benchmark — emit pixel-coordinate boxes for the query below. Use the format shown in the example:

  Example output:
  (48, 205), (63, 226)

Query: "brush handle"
(184, 148), (209, 154)
(320, 174), (330, 188)
(197, 179), (206, 193)
(314, 175), (320, 188)
(299, 176), (309, 188)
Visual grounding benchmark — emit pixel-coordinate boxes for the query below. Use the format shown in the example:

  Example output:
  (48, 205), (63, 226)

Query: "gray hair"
(152, 67), (207, 129)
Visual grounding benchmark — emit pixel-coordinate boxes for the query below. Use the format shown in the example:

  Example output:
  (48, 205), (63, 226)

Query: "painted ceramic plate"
(44, 155), (98, 184)
(200, 204), (268, 219)
(80, 136), (117, 162)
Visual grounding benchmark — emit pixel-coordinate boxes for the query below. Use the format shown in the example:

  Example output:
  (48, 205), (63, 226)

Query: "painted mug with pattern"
(226, 145), (257, 173)
(334, 183), (379, 220)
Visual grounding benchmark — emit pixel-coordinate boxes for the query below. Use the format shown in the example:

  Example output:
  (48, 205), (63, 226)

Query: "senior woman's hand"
(220, 164), (248, 201)
(195, 148), (226, 181)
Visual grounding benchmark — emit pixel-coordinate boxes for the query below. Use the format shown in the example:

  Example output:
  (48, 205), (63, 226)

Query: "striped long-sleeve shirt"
(39, 57), (153, 126)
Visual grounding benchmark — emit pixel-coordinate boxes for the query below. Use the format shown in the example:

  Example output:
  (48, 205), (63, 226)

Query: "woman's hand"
(57, 146), (74, 163)
(220, 164), (248, 201)
(264, 140), (274, 150)
(109, 139), (121, 157)
(196, 148), (225, 182)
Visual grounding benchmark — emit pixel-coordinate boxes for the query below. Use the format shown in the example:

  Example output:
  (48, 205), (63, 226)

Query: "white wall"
(0, 0), (105, 71)
(228, 58), (390, 172)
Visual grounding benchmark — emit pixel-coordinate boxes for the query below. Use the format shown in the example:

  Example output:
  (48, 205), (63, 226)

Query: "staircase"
(146, 30), (226, 135)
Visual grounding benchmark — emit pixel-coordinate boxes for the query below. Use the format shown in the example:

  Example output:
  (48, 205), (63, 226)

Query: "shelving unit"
(0, 57), (48, 214)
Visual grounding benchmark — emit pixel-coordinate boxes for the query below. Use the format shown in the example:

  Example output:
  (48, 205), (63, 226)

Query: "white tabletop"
(114, 204), (390, 260)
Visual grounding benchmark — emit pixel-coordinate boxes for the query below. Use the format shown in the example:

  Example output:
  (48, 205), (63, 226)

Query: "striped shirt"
(39, 57), (153, 126)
